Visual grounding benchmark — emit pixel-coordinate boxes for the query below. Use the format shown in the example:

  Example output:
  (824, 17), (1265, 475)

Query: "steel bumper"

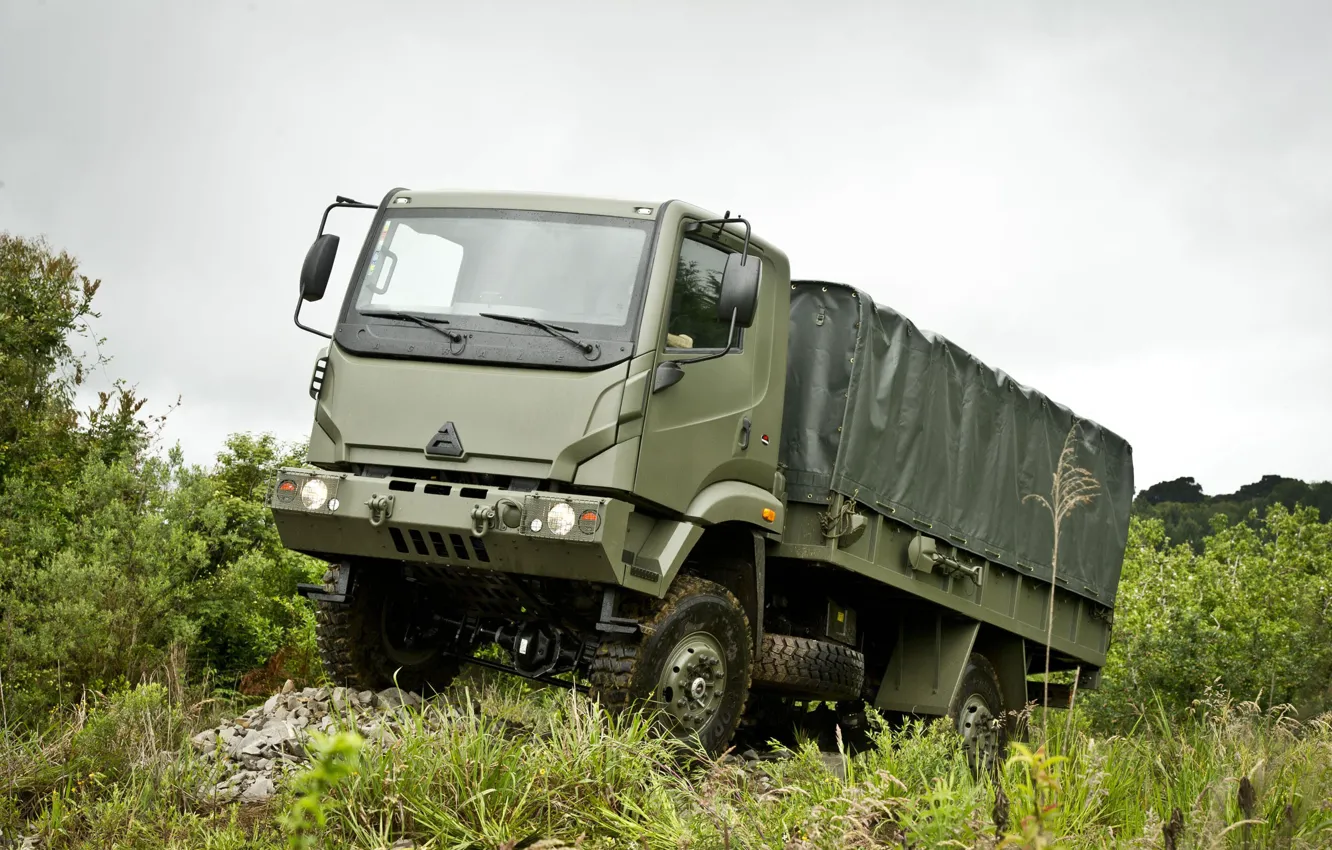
(267, 468), (633, 584)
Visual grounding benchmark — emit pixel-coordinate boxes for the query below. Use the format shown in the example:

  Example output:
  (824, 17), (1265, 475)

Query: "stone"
(263, 694), (280, 714)
(282, 679), (296, 694)
(191, 729), (217, 752)
(240, 776), (276, 802)
(818, 752), (848, 782)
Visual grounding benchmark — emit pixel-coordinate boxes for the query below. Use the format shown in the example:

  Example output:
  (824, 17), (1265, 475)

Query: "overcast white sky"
(2, 0), (1329, 496)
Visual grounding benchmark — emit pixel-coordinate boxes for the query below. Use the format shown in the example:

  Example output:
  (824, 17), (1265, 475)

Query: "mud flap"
(872, 611), (980, 716)
(296, 561), (352, 604)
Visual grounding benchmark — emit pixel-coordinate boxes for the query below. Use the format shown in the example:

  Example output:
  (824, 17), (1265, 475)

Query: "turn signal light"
(762, 508), (776, 523)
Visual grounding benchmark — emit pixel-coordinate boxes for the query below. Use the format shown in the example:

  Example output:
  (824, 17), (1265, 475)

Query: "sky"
(1, 0), (1329, 496)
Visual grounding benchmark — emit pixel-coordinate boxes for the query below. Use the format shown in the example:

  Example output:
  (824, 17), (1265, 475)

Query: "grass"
(3, 671), (1332, 849)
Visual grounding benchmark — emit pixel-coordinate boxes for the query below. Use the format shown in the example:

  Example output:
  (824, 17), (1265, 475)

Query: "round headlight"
(546, 502), (576, 536)
(301, 478), (329, 511)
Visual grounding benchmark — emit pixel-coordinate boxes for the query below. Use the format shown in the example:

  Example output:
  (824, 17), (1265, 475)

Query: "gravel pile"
(191, 679), (460, 803)
(187, 679), (842, 805)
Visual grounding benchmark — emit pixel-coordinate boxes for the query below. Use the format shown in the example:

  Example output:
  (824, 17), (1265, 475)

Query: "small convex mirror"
(716, 251), (760, 328)
(299, 234), (340, 302)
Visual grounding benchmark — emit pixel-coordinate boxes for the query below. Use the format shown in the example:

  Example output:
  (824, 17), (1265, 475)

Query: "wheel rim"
(957, 692), (1001, 768)
(379, 587), (439, 666)
(655, 630), (728, 734)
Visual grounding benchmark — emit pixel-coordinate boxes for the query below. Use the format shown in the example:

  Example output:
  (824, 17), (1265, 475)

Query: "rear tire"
(947, 652), (1007, 777)
(314, 562), (463, 694)
(589, 576), (752, 757)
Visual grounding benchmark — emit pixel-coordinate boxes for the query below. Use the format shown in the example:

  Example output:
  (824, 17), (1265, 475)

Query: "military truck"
(270, 188), (1134, 765)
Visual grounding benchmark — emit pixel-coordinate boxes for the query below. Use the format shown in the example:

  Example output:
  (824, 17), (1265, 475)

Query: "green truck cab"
(270, 188), (1134, 764)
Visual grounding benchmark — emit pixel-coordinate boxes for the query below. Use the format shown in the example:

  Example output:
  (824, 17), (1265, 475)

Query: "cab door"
(633, 228), (775, 515)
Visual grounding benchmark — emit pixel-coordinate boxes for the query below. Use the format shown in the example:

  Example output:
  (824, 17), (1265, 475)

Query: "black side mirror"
(716, 251), (760, 328)
(300, 234), (340, 303)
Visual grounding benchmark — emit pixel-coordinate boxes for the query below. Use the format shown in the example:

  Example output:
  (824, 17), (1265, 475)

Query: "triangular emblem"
(424, 422), (464, 458)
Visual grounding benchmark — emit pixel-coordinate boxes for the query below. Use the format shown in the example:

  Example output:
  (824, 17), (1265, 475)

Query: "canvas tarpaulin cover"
(779, 280), (1135, 608)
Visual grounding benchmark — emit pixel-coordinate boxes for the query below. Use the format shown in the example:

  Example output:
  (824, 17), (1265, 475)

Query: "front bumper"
(267, 467), (633, 584)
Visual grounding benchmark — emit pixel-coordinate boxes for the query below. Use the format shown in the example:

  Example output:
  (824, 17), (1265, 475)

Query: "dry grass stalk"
(1023, 419), (1101, 722)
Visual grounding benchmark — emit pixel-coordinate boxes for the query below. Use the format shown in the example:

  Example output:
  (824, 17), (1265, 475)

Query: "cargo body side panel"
(779, 281), (1135, 609)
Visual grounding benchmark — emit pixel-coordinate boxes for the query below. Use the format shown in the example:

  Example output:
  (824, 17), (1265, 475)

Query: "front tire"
(314, 562), (463, 694)
(589, 576), (752, 757)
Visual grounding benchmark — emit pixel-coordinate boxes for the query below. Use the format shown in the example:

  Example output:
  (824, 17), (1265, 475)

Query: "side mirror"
(716, 251), (760, 328)
(299, 234), (340, 303)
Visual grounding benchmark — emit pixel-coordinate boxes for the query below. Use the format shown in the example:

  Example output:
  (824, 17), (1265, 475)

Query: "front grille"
(387, 524), (491, 563)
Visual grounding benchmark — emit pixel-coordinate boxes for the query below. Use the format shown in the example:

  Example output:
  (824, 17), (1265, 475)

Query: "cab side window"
(665, 237), (738, 351)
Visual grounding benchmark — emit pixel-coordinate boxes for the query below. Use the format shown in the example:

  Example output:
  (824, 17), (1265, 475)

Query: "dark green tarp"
(779, 281), (1135, 608)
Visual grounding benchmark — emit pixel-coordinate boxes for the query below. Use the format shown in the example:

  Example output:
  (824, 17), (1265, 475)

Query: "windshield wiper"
(479, 312), (599, 358)
(359, 310), (464, 343)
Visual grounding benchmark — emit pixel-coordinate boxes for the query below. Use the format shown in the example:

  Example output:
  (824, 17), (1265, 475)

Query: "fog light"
(546, 502), (576, 536)
(301, 478), (329, 511)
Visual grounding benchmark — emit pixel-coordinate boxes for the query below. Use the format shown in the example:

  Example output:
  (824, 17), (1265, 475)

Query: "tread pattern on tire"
(751, 633), (865, 701)
(588, 574), (752, 742)
(313, 564), (461, 693)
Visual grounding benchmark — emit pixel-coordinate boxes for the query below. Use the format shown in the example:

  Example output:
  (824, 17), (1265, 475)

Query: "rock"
(286, 696), (301, 712)
(210, 780), (240, 803)
(191, 729), (217, 752)
(282, 679), (296, 694)
(263, 694), (280, 714)
(818, 752), (847, 782)
(240, 776), (276, 802)
(356, 690), (373, 706)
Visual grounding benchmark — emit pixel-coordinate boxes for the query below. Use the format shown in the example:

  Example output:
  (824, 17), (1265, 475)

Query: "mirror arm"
(673, 308), (738, 366)
(293, 292), (332, 340)
(317, 196), (376, 237)
(685, 213), (751, 260)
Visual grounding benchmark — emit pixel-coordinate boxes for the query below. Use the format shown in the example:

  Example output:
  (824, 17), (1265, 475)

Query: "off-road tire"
(947, 651), (1007, 778)
(314, 563), (463, 694)
(589, 575), (752, 757)
(751, 633), (865, 702)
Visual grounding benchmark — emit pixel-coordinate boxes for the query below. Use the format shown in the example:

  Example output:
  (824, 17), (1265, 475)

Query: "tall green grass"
(4, 670), (1332, 849)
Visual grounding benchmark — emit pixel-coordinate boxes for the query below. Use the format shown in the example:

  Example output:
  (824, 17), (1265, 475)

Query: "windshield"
(349, 209), (652, 335)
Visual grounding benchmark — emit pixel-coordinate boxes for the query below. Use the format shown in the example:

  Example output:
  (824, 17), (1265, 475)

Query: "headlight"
(546, 502), (576, 536)
(301, 478), (329, 511)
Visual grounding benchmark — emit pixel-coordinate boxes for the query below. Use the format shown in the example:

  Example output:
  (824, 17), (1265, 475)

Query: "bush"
(1085, 505), (1332, 731)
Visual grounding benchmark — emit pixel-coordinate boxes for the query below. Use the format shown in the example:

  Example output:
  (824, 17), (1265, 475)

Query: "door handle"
(739, 416), (752, 450)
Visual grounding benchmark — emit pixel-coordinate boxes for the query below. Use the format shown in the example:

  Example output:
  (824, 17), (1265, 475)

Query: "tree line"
(3, 230), (1332, 735)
